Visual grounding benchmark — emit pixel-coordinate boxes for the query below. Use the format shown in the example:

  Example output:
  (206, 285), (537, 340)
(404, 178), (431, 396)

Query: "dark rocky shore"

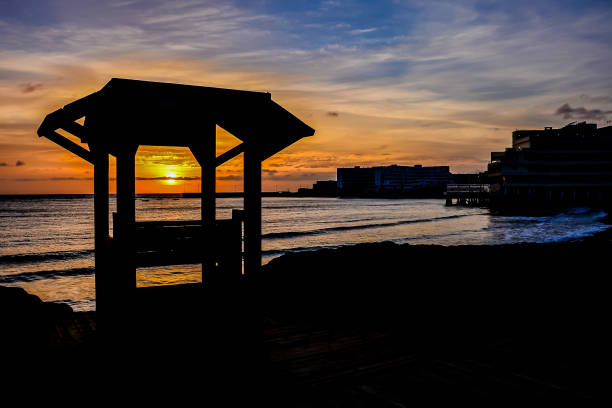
(2, 230), (611, 403)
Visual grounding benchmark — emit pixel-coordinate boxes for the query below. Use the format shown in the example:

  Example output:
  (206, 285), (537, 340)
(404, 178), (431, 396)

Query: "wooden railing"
(446, 184), (490, 193)
(112, 210), (243, 279)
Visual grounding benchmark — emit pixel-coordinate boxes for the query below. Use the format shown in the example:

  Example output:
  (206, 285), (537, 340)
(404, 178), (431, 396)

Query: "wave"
(0, 249), (94, 265)
(499, 208), (607, 222)
(262, 204), (339, 210)
(0, 266), (94, 283)
(553, 208), (607, 220)
(263, 213), (487, 240)
(262, 244), (342, 258)
(488, 208), (610, 244)
(536, 225), (611, 243)
(0, 208), (55, 213)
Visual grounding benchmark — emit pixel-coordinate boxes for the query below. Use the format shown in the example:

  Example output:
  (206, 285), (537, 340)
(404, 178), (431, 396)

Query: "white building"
(337, 164), (453, 195)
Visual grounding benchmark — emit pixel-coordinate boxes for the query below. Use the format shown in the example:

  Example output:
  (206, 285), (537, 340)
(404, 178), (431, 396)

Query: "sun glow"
(165, 172), (178, 185)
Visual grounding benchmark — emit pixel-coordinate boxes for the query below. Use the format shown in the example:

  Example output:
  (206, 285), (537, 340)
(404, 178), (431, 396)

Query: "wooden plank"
(131, 218), (242, 268)
(60, 121), (89, 143)
(43, 131), (93, 164)
(244, 145), (261, 277)
(135, 219), (202, 227)
(201, 123), (216, 285)
(115, 148), (137, 300)
(215, 143), (244, 167)
(62, 91), (100, 119)
(93, 151), (109, 332)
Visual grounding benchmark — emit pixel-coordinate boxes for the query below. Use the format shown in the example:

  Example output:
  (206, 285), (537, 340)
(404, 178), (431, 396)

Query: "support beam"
(244, 145), (261, 278)
(43, 131), (93, 163)
(215, 143), (244, 167)
(60, 121), (89, 143)
(93, 150), (109, 329)
(193, 142), (244, 169)
(115, 147), (137, 301)
(200, 123), (217, 285)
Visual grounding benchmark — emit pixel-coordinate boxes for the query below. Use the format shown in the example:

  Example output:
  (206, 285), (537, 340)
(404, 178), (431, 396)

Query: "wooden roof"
(38, 78), (314, 160)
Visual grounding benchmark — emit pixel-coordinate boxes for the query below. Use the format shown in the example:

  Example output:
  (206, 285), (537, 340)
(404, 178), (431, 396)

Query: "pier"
(445, 184), (490, 206)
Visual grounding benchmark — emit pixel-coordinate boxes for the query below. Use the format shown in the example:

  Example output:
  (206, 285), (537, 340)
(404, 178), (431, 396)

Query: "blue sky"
(1, 0), (612, 192)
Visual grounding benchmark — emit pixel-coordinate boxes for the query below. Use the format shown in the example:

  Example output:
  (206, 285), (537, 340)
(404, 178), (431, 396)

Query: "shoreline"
(3, 213), (612, 309)
(2, 223), (611, 402)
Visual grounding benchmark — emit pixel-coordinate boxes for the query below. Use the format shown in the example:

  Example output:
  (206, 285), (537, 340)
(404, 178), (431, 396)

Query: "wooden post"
(201, 123), (216, 285)
(93, 149), (109, 329)
(115, 147), (137, 304)
(189, 124), (217, 287)
(244, 144), (261, 278)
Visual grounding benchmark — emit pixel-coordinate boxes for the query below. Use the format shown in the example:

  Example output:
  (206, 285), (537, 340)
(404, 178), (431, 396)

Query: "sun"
(165, 172), (178, 185)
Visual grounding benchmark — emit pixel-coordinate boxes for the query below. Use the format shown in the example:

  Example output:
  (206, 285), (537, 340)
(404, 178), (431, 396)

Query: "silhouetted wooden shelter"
(37, 78), (314, 324)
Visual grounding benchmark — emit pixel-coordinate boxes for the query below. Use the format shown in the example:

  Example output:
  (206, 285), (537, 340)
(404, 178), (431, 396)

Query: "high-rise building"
(487, 122), (612, 208)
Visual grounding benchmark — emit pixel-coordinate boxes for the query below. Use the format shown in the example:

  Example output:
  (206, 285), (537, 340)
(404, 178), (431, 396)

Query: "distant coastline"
(0, 191), (447, 199)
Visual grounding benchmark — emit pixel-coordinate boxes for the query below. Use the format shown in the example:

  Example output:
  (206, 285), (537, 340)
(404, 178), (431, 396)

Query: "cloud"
(135, 176), (200, 181)
(15, 160), (25, 166)
(0, 176), (93, 181)
(19, 82), (43, 93)
(217, 174), (243, 181)
(579, 94), (612, 104)
(111, 0), (140, 7)
(49, 176), (91, 180)
(2, 0), (612, 192)
(554, 103), (612, 120)
(350, 28), (377, 35)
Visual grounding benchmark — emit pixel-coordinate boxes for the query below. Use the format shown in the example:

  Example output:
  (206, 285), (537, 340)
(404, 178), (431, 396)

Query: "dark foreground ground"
(2, 231), (611, 404)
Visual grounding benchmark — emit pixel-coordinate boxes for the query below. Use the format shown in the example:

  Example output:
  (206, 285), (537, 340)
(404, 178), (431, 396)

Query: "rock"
(0, 285), (73, 349)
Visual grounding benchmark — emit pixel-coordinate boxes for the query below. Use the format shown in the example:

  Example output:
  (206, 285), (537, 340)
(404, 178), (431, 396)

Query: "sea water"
(0, 196), (608, 310)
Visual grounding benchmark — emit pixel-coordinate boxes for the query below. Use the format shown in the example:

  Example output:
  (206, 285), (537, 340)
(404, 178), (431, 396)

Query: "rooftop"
(38, 78), (315, 160)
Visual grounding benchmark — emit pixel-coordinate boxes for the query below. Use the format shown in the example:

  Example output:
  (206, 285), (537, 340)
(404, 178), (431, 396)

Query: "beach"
(2, 225), (611, 403)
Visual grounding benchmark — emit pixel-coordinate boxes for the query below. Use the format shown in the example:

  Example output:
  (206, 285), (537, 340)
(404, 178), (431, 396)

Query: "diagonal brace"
(43, 130), (94, 164)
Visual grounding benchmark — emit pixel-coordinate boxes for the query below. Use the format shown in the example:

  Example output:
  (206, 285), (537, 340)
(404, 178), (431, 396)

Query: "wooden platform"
(264, 317), (595, 405)
(53, 279), (600, 404)
(3, 273), (603, 404)
(259, 241), (611, 405)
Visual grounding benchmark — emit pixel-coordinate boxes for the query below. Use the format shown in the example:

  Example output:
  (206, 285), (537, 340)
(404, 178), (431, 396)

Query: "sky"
(1, 0), (612, 193)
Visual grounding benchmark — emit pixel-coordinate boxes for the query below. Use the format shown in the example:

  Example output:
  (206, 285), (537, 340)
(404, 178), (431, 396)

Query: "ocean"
(1, 196), (609, 311)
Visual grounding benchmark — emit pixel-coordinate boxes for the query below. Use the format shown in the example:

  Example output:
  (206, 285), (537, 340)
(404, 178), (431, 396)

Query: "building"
(337, 164), (453, 196)
(487, 121), (612, 209)
(452, 173), (487, 185)
(295, 180), (338, 196)
(312, 180), (338, 196)
(336, 166), (378, 195)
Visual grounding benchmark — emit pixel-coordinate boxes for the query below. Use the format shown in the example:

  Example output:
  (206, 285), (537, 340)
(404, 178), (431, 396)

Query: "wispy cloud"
(555, 103), (612, 120)
(350, 27), (377, 35)
(19, 82), (43, 93)
(135, 176), (199, 181)
(1, 0), (612, 193)
(580, 94), (612, 104)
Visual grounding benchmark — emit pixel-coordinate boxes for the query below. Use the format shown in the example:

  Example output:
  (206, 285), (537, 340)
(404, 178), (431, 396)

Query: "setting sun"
(165, 172), (178, 185)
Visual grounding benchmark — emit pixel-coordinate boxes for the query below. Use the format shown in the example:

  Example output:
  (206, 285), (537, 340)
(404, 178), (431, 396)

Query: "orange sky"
(2, 1), (611, 194)
(0, 59), (513, 194)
